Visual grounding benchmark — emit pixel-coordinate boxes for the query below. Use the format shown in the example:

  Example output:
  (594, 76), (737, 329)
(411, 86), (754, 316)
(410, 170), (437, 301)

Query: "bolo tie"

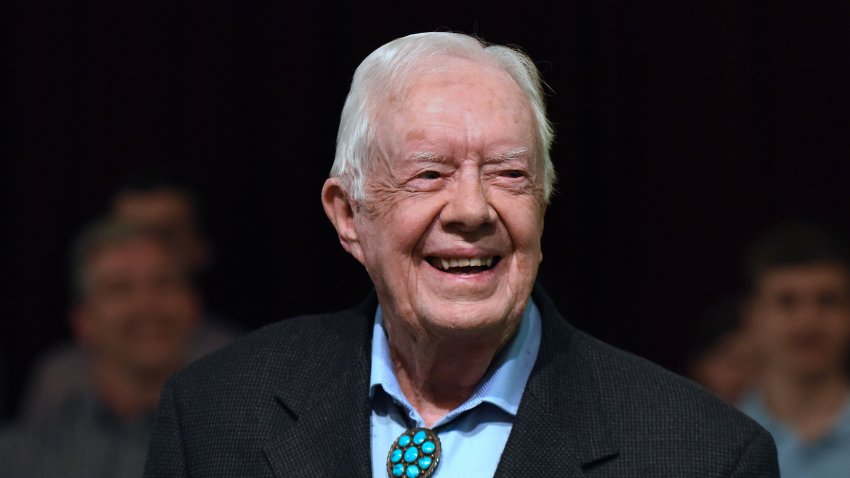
(386, 427), (442, 478)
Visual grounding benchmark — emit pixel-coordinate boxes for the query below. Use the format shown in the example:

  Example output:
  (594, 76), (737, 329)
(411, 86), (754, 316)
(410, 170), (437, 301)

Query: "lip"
(422, 252), (505, 285)
(422, 246), (503, 259)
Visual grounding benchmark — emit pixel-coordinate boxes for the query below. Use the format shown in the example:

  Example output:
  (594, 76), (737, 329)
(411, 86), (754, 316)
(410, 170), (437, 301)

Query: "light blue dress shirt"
(369, 300), (542, 478)
(740, 391), (850, 478)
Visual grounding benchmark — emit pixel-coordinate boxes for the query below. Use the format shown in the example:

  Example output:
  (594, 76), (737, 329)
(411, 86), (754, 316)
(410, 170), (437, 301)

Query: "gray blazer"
(143, 286), (778, 477)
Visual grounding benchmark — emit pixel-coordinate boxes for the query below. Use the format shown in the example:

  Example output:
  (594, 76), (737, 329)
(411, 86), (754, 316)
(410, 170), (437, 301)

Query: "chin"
(418, 298), (524, 335)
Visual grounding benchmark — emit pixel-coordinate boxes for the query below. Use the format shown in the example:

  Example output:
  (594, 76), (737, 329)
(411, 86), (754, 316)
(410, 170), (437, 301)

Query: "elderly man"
(144, 32), (778, 477)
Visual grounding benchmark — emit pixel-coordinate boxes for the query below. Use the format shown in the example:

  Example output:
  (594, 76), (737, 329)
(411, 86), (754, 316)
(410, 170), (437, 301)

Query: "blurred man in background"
(0, 219), (200, 477)
(20, 174), (238, 418)
(687, 299), (762, 404)
(739, 223), (850, 477)
(112, 172), (212, 276)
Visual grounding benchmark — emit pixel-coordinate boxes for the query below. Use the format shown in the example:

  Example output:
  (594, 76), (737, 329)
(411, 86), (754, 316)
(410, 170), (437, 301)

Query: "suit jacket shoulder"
(145, 287), (778, 477)
(144, 297), (376, 478)
(495, 285), (778, 476)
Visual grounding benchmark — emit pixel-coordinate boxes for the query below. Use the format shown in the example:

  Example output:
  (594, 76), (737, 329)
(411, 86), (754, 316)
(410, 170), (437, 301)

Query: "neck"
(760, 366), (849, 441)
(91, 359), (176, 419)
(385, 318), (519, 428)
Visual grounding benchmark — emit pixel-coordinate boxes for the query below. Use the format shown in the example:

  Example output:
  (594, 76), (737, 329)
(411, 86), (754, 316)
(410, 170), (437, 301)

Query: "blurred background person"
(112, 170), (212, 278)
(739, 223), (850, 477)
(0, 219), (200, 477)
(109, 171), (239, 353)
(687, 298), (762, 404)
(20, 171), (240, 419)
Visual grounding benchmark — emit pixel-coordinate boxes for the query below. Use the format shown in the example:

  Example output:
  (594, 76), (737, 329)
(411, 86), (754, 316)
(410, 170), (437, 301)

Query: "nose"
(440, 168), (495, 232)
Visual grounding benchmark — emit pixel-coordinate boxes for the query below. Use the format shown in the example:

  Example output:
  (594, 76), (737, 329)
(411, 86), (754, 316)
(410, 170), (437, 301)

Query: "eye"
(417, 170), (442, 180)
(501, 170), (525, 179)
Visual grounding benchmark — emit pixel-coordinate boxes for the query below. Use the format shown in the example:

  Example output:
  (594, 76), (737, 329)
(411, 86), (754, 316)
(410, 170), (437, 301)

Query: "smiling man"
(739, 224), (850, 477)
(144, 32), (778, 477)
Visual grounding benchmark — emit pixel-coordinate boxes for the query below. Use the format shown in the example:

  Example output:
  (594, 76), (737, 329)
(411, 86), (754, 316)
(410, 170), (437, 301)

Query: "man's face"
(747, 263), (850, 379)
(74, 238), (199, 377)
(690, 329), (761, 404)
(114, 191), (207, 271)
(331, 58), (546, 341)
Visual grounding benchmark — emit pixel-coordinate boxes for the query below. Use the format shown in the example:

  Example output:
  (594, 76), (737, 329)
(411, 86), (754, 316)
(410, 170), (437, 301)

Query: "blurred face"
(330, 57), (546, 342)
(74, 238), (199, 377)
(691, 329), (761, 404)
(747, 263), (850, 379)
(114, 190), (208, 271)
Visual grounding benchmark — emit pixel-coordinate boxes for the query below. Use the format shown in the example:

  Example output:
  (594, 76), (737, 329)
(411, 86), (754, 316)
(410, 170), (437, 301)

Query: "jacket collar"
(494, 284), (619, 476)
(263, 292), (377, 477)
(264, 285), (619, 477)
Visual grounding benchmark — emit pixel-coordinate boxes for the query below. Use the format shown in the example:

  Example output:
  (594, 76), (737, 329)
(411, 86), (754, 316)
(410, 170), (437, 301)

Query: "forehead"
(115, 191), (192, 221)
(87, 238), (171, 274)
(758, 263), (850, 293)
(374, 57), (536, 156)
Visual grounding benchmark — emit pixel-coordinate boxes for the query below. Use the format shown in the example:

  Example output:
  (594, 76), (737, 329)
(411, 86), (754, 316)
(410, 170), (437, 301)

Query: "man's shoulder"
(518, 323), (778, 475)
(169, 305), (373, 399)
(570, 328), (770, 443)
(533, 286), (764, 440)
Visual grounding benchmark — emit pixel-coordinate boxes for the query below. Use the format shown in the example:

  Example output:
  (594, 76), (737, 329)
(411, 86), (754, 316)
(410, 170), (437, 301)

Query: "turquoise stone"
(390, 448), (403, 463)
(403, 446), (418, 463)
(387, 428), (440, 478)
(421, 441), (436, 454)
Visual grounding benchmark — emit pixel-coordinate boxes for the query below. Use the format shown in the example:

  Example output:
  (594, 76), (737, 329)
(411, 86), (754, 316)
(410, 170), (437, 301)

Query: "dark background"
(2, 0), (848, 418)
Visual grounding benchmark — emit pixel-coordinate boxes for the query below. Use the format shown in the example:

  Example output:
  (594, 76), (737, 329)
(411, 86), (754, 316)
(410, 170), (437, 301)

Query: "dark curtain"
(2, 0), (848, 417)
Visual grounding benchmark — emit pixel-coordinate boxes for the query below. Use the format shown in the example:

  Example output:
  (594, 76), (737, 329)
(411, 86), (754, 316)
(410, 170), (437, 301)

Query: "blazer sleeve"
(730, 428), (780, 477)
(144, 379), (188, 477)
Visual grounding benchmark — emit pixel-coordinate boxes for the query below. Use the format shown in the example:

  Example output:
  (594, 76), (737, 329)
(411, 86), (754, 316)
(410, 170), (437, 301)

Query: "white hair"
(331, 32), (556, 203)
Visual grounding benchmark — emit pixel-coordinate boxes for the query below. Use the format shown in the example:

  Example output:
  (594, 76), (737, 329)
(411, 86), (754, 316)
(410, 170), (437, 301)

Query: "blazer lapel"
(259, 287), (618, 477)
(263, 296), (377, 478)
(495, 286), (619, 477)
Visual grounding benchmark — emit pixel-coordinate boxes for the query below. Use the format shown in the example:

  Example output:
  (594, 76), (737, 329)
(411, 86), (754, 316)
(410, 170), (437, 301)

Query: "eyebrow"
(403, 147), (530, 164)
(402, 151), (450, 164)
(486, 147), (530, 163)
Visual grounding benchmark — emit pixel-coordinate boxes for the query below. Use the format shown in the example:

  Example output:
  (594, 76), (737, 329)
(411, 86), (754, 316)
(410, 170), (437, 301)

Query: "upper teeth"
(438, 257), (494, 269)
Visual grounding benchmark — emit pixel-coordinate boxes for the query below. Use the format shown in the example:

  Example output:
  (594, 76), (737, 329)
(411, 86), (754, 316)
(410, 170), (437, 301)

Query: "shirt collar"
(369, 299), (542, 427)
(740, 389), (850, 443)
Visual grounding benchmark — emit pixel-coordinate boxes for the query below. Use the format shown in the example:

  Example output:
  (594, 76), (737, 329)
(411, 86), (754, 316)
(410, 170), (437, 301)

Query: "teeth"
(432, 257), (496, 270)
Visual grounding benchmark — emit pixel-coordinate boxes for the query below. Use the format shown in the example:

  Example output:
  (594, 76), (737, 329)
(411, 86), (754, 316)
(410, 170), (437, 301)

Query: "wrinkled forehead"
(370, 56), (536, 156)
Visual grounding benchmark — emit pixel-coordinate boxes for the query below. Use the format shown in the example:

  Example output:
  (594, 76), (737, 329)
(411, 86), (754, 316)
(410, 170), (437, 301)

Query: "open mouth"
(425, 256), (501, 274)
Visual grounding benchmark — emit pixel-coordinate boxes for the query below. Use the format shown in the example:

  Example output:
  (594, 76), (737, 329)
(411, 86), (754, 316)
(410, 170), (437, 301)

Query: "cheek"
(361, 196), (443, 251)
(825, 312), (850, 338)
(500, 202), (544, 256)
(80, 312), (120, 348)
(165, 295), (195, 325)
(750, 312), (781, 344)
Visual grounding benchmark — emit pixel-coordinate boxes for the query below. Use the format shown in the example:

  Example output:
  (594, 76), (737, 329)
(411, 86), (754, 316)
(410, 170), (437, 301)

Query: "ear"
(69, 305), (94, 347)
(321, 178), (366, 264)
(738, 298), (757, 329)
